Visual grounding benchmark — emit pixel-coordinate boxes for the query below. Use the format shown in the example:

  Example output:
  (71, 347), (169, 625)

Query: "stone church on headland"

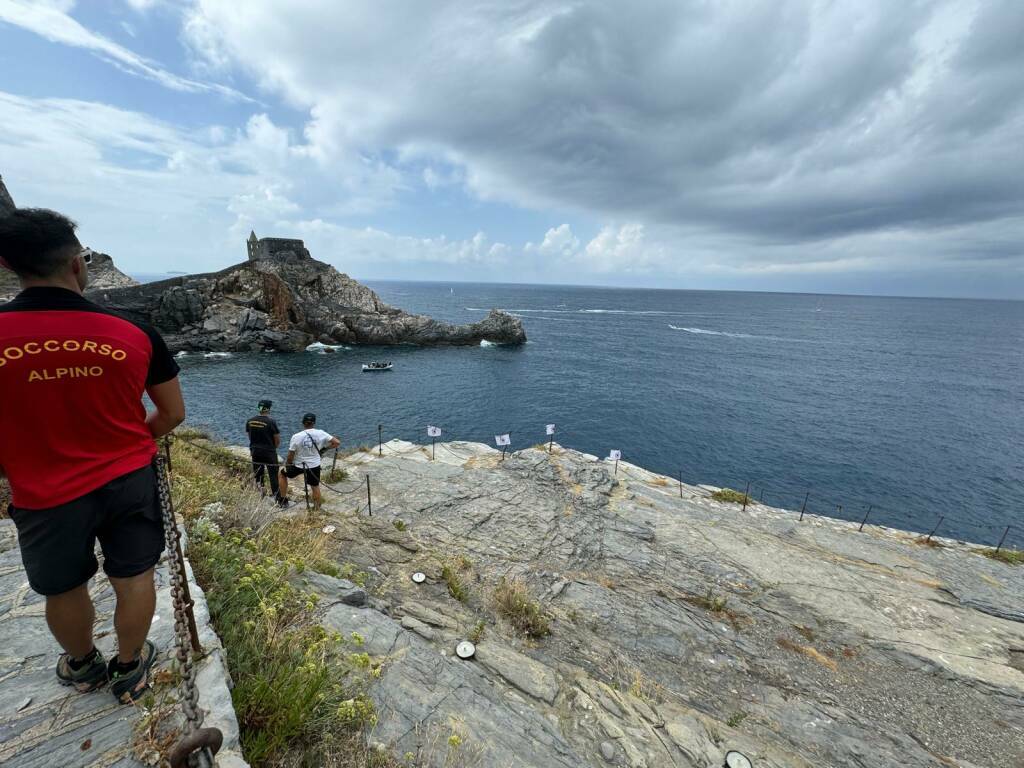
(246, 230), (311, 261)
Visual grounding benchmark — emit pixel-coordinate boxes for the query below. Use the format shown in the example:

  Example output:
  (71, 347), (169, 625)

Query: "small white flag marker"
(427, 425), (442, 438)
(546, 424), (556, 436)
(609, 450), (622, 461)
(495, 434), (512, 447)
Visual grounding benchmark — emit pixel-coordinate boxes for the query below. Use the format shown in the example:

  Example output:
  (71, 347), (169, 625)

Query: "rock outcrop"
(91, 249), (526, 352)
(263, 439), (1024, 768)
(0, 175), (14, 212)
(0, 177), (137, 301)
(0, 251), (137, 303)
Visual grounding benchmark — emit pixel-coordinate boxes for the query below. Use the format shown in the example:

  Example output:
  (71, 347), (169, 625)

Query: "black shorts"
(9, 464), (165, 596)
(282, 465), (321, 487)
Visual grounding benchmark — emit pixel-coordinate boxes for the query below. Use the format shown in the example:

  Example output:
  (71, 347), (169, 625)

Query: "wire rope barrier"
(172, 419), (1022, 551)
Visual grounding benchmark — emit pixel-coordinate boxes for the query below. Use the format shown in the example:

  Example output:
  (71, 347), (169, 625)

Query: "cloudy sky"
(1, 1), (1022, 298)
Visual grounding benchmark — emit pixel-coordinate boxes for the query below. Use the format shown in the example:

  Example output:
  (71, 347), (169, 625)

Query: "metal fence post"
(366, 475), (373, 517)
(859, 505), (872, 532)
(679, 469), (684, 498)
(996, 525), (1011, 553)
(799, 492), (809, 522)
(926, 516), (944, 543)
(378, 424), (383, 457)
(743, 481), (750, 512)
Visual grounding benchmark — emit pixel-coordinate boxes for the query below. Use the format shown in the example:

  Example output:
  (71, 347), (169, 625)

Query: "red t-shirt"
(0, 287), (180, 509)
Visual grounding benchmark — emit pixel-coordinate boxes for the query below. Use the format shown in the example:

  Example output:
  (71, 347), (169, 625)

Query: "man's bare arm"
(286, 450), (296, 466)
(146, 377), (186, 439)
(274, 433), (281, 448)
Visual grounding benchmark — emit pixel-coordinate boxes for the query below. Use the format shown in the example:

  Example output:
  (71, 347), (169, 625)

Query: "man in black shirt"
(246, 400), (281, 501)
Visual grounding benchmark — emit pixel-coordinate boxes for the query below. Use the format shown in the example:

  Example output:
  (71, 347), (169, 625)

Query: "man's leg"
(279, 469), (290, 500)
(252, 455), (266, 492)
(312, 486), (323, 511)
(268, 458), (281, 498)
(108, 569), (156, 665)
(46, 583), (96, 659)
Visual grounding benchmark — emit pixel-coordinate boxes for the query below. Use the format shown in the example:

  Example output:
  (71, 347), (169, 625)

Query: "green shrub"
(442, 564), (469, 603)
(190, 525), (376, 764)
(711, 488), (752, 505)
(172, 436), (386, 766)
(684, 588), (729, 614)
(981, 548), (1024, 566)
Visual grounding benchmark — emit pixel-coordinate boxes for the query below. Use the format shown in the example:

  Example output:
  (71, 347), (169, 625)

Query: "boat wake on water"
(668, 325), (815, 343)
(466, 307), (720, 317)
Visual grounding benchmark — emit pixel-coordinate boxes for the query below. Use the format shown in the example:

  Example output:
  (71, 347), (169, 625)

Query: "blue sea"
(153, 278), (1024, 548)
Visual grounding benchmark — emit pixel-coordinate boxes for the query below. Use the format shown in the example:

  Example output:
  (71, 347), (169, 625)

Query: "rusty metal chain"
(155, 452), (221, 768)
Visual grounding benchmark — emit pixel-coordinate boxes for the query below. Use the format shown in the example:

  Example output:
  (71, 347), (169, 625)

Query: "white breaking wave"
(204, 352), (233, 359)
(175, 351), (189, 359)
(305, 342), (350, 354)
(480, 340), (497, 347)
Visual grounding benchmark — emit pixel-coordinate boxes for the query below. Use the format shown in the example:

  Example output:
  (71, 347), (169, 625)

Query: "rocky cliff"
(0, 176), (138, 301)
(91, 249), (526, 352)
(0, 251), (137, 303)
(213, 439), (1023, 768)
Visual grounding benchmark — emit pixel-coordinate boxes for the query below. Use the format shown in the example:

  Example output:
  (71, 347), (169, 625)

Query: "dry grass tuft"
(494, 578), (551, 639)
(794, 625), (817, 642)
(777, 637), (839, 672)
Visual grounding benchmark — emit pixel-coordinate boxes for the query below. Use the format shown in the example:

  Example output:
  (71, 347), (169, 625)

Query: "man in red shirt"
(0, 208), (186, 703)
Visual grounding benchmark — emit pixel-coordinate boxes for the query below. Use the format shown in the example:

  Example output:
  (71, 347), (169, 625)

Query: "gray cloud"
(186, 0), (1024, 263)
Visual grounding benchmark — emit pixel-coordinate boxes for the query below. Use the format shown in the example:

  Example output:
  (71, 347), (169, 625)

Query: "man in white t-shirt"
(278, 412), (340, 511)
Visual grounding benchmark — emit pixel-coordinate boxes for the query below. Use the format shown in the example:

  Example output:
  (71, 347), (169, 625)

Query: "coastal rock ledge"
(92, 242), (526, 352)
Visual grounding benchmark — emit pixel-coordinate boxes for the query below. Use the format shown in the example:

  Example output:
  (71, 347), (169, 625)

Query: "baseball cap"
(258, 399), (273, 411)
(302, 412), (317, 424)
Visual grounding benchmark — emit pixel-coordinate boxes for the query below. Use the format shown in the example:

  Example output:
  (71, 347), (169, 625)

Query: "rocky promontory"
(90, 242), (526, 352)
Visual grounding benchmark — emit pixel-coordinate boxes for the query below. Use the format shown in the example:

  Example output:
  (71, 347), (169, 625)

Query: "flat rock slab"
(315, 440), (1024, 768)
(0, 520), (248, 768)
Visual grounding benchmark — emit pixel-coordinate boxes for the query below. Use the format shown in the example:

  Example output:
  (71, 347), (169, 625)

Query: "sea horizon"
(128, 273), (1024, 304)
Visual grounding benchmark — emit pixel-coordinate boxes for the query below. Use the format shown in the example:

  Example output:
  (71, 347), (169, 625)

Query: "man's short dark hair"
(0, 208), (79, 278)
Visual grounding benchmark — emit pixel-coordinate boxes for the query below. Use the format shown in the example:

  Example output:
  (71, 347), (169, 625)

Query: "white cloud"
(0, 90), (509, 279)
(525, 224), (580, 258)
(582, 224), (666, 273)
(0, 0), (250, 100)
(294, 221), (511, 269)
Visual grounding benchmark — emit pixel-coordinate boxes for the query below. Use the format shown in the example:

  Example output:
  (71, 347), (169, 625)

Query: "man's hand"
(145, 378), (186, 439)
(329, 437), (341, 450)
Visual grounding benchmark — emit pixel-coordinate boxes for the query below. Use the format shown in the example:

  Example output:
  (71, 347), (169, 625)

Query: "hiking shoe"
(56, 649), (108, 693)
(108, 640), (158, 704)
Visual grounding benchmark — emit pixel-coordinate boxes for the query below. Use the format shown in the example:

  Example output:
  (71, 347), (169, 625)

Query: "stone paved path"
(0, 519), (248, 767)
